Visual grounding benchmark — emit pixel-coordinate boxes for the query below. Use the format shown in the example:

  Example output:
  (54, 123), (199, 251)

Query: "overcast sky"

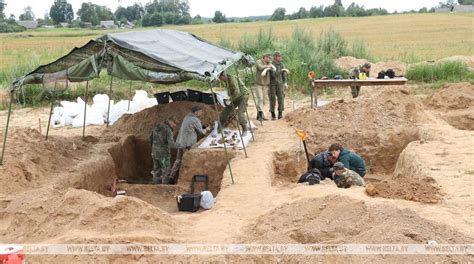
(4, 0), (442, 19)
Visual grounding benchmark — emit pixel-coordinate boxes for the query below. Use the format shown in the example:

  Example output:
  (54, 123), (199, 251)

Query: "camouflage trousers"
(269, 84), (285, 112)
(351, 86), (361, 98)
(170, 148), (188, 183)
(219, 95), (249, 127)
(151, 155), (171, 184)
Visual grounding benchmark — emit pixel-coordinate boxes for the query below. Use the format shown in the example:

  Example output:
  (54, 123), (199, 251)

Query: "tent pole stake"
(45, 95), (55, 140)
(128, 80), (132, 111)
(82, 81), (89, 139)
(209, 83), (234, 184)
(0, 91), (15, 165)
(106, 75), (114, 127)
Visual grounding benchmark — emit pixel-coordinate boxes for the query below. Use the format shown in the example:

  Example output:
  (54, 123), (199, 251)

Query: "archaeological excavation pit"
(74, 135), (231, 213)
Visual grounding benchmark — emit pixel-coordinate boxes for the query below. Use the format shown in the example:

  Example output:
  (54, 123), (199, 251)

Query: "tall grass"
(406, 61), (473, 83)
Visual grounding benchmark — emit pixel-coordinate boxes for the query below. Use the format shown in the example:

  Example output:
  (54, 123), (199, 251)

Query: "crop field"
(0, 13), (472, 90)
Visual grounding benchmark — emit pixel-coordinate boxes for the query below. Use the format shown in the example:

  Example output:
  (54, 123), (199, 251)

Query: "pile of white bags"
(52, 90), (158, 128)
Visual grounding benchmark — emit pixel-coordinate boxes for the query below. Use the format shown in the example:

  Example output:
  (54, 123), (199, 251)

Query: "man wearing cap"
(269, 51), (289, 120)
(218, 72), (250, 135)
(349, 62), (371, 98)
(255, 53), (273, 121)
(328, 143), (366, 177)
(149, 116), (179, 184)
(170, 105), (210, 182)
(332, 162), (366, 188)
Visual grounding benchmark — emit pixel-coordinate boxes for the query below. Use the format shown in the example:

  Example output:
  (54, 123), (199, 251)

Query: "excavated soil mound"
(244, 195), (472, 244)
(0, 187), (174, 243)
(0, 128), (95, 195)
(272, 150), (307, 185)
(335, 56), (407, 76)
(439, 55), (474, 70)
(286, 89), (424, 174)
(105, 101), (219, 139)
(365, 176), (442, 203)
(424, 83), (474, 130)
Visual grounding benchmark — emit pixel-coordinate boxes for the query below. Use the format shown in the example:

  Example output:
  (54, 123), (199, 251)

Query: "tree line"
(1, 0), (471, 32)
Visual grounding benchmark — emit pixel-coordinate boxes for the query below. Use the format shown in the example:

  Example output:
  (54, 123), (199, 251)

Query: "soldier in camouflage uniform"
(332, 162), (366, 188)
(218, 72), (250, 135)
(349, 62), (371, 98)
(269, 51), (288, 120)
(149, 116), (178, 184)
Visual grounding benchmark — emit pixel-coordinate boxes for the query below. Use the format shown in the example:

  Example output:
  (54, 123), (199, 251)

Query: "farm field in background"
(0, 13), (472, 90)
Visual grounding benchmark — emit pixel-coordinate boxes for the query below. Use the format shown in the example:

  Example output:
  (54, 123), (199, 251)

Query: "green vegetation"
(406, 61), (474, 83)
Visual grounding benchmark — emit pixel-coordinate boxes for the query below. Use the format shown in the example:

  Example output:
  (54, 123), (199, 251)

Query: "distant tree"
(418, 7), (429, 13)
(19, 6), (35, 20)
(296, 7), (308, 19)
(428, 7), (436, 12)
(458, 0), (474, 4)
(142, 12), (163, 26)
(50, 0), (74, 24)
(324, 4), (345, 17)
(270, 7), (286, 21)
(212, 10), (227, 23)
(115, 4), (144, 22)
(77, 3), (113, 25)
(334, 0), (343, 6)
(346, 3), (367, 17)
(0, 0), (6, 20)
(191, 14), (203, 24)
(145, 0), (190, 16)
(309, 6), (324, 18)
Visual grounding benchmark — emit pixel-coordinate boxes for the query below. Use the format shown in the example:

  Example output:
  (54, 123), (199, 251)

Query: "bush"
(316, 29), (348, 58)
(0, 21), (26, 33)
(237, 28), (275, 57)
(406, 61), (473, 83)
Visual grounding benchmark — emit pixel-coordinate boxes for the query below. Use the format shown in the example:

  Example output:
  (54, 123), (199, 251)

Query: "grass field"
(0, 13), (472, 91)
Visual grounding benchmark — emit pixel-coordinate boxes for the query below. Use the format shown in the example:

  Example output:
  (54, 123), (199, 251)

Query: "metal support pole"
(127, 80), (132, 111)
(82, 81), (89, 139)
(244, 67), (263, 126)
(310, 80), (314, 108)
(314, 84), (318, 107)
(0, 91), (14, 165)
(209, 83), (234, 184)
(106, 75), (114, 127)
(234, 66), (255, 142)
(45, 95), (55, 140)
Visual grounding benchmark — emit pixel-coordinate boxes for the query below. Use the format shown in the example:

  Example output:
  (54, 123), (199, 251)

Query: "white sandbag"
(200, 191), (214, 210)
(71, 115), (85, 127)
(108, 104), (126, 125)
(60, 115), (73, 127)
(115, 100), (131, 112)
(144, 97), (158, 108)
(61, 101), (80, 118)
(87, 106), (105, 126)
(93, 94), (109, 105)
(52, 106), (64, 128)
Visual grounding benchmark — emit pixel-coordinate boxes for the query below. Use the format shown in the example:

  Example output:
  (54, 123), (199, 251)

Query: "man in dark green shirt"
(269, 51), (288, 120)
(218, 72), (250, 135)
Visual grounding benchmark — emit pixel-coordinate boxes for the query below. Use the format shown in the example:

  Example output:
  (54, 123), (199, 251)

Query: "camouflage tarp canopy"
(12, 29), (250, 90)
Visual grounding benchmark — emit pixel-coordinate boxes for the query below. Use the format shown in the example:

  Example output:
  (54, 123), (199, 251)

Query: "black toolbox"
(187, 89), (203, 102)
(201, 92), (218, 105)
(154, 92), (170, 104)
(176, 175), (209, 212)
(170, 91), (187, 102)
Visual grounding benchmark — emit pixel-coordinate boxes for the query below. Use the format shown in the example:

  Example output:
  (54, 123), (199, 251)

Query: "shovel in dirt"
(295, 128), (311, 170)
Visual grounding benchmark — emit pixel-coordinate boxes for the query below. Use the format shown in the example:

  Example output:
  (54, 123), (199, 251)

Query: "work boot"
(278, 111), (283, 120)
(152, 173), (162, 184)
(271, 112), (276, 120)
(256, 112), (260, 121)
(258, 111), (267, 121)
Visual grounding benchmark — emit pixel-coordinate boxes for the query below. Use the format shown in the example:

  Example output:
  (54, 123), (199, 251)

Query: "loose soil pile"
(244, 195), (471, 244)
(365, 176), (442, 203)
(105, 101), (219, 139)
(286, 88), (424, 174)
(272, 150), (307, 185)
(0, 187), (174, 243)
(0, 128), (95, 195)
(424, 82), (474, 130)
(335, 56), (407, 76)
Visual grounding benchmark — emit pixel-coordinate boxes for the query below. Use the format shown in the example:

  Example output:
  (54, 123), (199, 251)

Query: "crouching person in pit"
(149, 116), (179, 184)
(332, 162), (366, 188)
(297, 168), (322, 185)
